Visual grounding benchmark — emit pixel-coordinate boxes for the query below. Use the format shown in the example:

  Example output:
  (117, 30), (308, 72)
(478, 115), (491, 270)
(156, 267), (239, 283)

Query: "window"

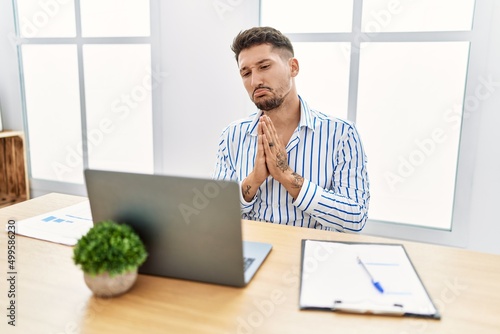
(261, 0), (476, 234)
(261, 0), (353, 33)
(356, 41), (469, 229)
(293, 42), (351, 120)
(15, 0), (154, 186)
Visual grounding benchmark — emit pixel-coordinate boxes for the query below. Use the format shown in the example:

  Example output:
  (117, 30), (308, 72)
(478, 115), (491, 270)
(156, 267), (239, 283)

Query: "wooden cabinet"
(0, 131), (29, 208)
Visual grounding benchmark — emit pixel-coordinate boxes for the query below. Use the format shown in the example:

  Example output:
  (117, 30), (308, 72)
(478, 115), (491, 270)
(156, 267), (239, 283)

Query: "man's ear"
(289, 58), (299, 77)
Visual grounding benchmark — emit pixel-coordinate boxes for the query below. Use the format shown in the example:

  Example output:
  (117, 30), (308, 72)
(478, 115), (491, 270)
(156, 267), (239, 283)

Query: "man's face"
(238, 43), (296, 111)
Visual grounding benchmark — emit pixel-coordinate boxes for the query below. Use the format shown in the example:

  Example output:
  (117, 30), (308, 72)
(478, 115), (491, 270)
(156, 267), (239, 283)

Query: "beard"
(254, 95), (285, 111)
(252, 85), (288, 111)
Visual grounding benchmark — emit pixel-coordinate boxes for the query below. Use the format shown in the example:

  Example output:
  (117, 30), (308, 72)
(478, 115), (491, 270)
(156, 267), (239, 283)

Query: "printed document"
(13, 201), (93, 246)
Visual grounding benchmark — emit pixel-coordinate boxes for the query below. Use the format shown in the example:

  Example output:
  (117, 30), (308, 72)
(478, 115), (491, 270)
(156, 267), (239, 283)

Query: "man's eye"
(241, 72), (250, 78)
(261, 64), (270, 70)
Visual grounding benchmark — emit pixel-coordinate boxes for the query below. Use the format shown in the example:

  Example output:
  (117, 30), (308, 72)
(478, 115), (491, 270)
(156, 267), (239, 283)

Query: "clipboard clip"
(332, 300), (405, 316)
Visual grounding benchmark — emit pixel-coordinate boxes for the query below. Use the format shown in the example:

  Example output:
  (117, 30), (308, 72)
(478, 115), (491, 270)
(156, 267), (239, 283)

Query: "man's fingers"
(258, 119), (264, 135)
(260, 119), (274, 148)
(261, 116), (280, 147)
(261, 132), (271, 155)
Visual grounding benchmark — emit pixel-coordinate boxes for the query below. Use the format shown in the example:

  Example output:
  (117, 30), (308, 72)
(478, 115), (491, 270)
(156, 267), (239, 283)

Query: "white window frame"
(261, 0), (487, 247)
(14, 0), (163, 196)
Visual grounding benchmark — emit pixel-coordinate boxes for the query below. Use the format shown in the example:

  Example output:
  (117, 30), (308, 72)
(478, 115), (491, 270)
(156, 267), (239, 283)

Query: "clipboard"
(299, 239), (441, 319)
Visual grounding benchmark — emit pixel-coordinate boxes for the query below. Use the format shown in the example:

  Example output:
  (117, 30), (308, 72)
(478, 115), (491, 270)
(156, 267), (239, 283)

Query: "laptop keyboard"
(243, 257), (255, 272)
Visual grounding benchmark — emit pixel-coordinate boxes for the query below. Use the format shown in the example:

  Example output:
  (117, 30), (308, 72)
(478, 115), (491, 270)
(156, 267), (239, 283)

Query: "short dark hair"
(231, 26), (294, 62)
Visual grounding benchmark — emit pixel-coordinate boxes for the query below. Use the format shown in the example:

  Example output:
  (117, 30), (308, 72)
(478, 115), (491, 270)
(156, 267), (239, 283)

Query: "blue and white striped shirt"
(212, 97), (370, 232)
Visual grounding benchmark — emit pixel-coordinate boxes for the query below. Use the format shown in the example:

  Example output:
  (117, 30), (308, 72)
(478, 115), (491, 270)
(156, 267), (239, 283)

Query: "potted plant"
(73, 220), (148, 297)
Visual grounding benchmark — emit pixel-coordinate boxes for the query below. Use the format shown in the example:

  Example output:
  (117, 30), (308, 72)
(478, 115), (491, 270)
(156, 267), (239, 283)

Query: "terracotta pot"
(83, 269), (138, 297)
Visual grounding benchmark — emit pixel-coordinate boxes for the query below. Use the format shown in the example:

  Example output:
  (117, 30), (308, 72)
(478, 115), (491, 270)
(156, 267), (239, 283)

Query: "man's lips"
(253, 88), (271, 98)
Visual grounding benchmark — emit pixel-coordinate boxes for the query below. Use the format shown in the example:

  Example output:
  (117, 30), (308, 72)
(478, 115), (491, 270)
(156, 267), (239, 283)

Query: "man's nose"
(251, 72), (264, 88)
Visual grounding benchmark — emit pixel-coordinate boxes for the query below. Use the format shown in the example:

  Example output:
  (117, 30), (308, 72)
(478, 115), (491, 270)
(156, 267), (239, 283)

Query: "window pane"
(83, 44), (153, 174)
(16, 0), (76, 38)
(80, 0), (150, 37)
(294, 42), (350, 119)
(361, 0), (475, 32)
(22, 45), (83, 183)
(356, 42), (470, 229)
(261, 0), (353, 33)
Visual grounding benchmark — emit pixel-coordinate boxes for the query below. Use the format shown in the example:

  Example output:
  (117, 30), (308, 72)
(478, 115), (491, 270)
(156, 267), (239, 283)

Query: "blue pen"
(357, 256), (384, 293)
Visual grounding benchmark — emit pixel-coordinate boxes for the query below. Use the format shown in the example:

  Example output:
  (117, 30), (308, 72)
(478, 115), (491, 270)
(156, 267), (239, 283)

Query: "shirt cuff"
(293, 179), (319, 213)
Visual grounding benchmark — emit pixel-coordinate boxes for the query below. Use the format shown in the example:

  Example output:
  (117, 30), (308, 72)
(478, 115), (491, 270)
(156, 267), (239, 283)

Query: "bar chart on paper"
(13, 201), (94, 245)
(42, 216), (76, 223)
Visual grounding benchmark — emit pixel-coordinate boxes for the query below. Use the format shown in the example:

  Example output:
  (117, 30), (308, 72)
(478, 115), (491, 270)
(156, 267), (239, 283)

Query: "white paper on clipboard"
(299, 239), (440, 319)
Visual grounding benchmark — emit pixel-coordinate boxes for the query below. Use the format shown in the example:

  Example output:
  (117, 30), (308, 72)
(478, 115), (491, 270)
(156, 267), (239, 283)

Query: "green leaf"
(73, 220), (148, 277)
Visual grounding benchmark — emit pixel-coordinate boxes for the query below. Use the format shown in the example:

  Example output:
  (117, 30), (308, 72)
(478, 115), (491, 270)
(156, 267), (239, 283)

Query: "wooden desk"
(1, 193), (499, 334)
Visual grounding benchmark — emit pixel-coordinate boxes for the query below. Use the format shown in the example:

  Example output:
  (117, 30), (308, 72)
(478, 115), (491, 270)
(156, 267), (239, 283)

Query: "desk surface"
(1, 193), (499, 334)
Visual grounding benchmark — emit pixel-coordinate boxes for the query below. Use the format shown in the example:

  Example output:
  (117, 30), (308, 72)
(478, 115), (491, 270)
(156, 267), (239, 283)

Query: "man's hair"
(231, 26), (294, 62)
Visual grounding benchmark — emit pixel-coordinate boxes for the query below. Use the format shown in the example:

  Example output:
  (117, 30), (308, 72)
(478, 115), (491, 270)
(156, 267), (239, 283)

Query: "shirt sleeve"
(293, 123), (370, 232)
(212, 127), (257, 213)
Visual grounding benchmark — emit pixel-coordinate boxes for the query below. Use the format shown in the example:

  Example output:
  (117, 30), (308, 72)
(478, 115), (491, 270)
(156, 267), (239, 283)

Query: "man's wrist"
(242, 181), (253, 202)
(242, 173), (261, 202)
(276, 169), (304, 199)
(290, 171), (304, 189)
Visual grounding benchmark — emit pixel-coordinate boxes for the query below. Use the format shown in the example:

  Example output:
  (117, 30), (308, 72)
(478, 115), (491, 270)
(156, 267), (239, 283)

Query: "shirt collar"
(247, 95), (314, 136)
(298, 96), (315, 130)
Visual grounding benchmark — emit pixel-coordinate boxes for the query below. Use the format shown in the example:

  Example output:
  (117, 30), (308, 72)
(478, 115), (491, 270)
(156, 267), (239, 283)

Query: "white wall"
(1, 1), (499, 255)
(0, 0), (23, 131)
(159, 0), (258, 178)
(466, 0), (500, 254)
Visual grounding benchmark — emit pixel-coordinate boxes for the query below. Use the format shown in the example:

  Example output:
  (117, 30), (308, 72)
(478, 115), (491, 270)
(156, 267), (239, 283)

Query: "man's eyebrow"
(239, 58), (273, 73)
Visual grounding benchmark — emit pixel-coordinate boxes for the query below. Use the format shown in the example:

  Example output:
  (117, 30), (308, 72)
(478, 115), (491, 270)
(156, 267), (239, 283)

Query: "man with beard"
(213, 27), (370, 232)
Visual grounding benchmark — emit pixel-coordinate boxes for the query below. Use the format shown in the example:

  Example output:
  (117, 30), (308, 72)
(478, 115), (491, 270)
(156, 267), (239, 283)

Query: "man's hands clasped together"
(242, 115), (304, 202)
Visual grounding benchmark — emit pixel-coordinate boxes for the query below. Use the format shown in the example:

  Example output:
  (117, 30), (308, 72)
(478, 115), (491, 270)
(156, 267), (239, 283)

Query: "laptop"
(84, 169), (272, 287)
